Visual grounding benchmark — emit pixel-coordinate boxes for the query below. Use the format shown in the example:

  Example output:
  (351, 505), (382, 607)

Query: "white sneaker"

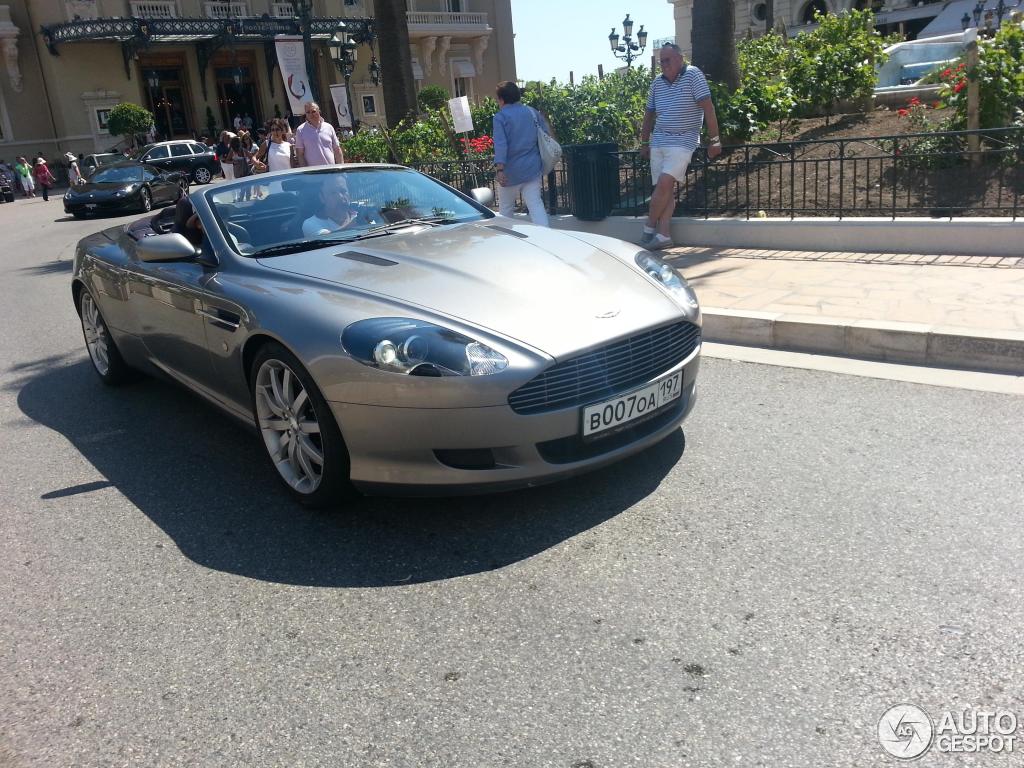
(639, 227), (656, 246)
(648, 233), (673, 250)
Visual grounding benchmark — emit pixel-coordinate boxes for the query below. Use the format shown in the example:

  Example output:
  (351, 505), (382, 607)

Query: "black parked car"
(63, 161), (187, 217)
(129, 140), (218, 185)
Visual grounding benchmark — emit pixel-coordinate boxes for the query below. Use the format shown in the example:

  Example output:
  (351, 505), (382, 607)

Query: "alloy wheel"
(254, 359), (325, 494)
(140, 188), (151, 212)
(194, 167), (212, 184)
(80, 292), (111, 376)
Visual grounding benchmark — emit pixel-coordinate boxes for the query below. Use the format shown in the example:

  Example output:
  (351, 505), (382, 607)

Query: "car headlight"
(341, 318), (508, 377)
(635, 251), (700, 315)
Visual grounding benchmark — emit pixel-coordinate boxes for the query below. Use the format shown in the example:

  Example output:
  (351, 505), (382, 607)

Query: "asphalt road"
(1, 194), (1023, 767)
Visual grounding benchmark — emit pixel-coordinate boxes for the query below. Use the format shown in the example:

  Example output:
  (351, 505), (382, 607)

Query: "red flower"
(908, 97), (921, 106)
(953, 80), (966, 93)
(942, 68), (952, 78)
(932, 101), (941, 109)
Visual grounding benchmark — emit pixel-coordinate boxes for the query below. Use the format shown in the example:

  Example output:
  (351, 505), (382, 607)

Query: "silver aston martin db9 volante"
(72, 165), (701, 506)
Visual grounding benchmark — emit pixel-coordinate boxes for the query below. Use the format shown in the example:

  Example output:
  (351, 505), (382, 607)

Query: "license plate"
(86, 204), (97, 209)
(582, 371), (683, 438)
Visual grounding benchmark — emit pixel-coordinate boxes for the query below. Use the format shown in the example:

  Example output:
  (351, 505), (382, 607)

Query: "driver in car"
(302, 175), (358, 237)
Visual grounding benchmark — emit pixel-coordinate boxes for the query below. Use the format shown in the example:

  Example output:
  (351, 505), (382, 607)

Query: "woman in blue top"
(492, 81), (551, 227)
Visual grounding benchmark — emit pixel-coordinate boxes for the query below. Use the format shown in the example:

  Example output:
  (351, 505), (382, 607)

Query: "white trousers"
(497, 176), (549, 227)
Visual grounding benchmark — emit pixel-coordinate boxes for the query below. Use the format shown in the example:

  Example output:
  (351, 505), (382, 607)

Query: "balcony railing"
(204, 1), (249, 18)
(407, 11), (488, 25)
(130, 1), (178, 18)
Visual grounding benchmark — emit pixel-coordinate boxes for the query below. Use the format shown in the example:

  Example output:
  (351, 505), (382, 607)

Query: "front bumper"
(332, 348), (700, 495)
(64, 196), (137, 215)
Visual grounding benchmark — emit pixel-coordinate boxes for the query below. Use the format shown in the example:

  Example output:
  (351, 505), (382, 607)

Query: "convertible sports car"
(71, 165), (702, 506)
(64, 161), (188, 217)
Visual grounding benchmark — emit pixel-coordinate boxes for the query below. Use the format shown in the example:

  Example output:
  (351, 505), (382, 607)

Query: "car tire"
(177, 178), (188, 200)
(193, 166), (212, 185)
(250, 342), (357, 508)
(71, 212), (84, 219)
(78, 288), (131, 386)
(139, 188), (152, 213)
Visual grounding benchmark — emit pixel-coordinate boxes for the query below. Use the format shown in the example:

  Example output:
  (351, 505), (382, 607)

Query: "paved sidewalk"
(663, 246), (1024, 375)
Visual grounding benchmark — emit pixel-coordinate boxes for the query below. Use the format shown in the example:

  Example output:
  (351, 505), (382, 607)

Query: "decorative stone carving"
(419, 35), (436, 76)
(470, 35), (489, 74)
(0, 7), (21, 93)
(436, 35), (452, 75)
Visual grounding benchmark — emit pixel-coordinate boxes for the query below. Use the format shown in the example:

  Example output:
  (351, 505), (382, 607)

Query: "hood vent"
(485, 224), (529, 239)
(337, 251), (398, 266)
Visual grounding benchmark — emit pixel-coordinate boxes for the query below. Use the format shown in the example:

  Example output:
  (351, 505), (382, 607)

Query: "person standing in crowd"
(33, 157), (57, 201)
(492, 81), (551, 227)
(233, 114), (243, 131)
(216, 130), (235, 180)
(294, 102), (343, 167)
(65, 152), (83, 186)
(260, 118), (294, 173)
(639, 42), (723, 250)
(14, 157), (34, 198)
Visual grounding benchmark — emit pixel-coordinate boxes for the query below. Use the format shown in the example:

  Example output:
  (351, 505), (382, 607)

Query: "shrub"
(939, 22), (1024, 129)
(106, 103), (154, 147)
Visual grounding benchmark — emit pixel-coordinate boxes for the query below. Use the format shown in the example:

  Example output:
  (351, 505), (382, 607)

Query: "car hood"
(70, 181), (139, 195)
(256, 221), (685, 359)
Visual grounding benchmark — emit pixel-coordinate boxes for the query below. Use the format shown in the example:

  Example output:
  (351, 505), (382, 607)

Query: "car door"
(123, 245), (217, 391)
(167, 143), (195, 175)
(142, 144), (172, 172)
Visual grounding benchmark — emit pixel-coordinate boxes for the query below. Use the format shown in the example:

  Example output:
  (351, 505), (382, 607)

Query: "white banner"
(448, 96), (474, 134)
(329, 84), (352, 129)
(275, 35), (312, 116)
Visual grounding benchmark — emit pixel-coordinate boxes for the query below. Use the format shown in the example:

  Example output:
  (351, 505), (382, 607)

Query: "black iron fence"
(410, 127), (1023, 220)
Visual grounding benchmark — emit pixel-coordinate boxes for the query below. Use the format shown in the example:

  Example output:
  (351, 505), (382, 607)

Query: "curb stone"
(702, 309), (1024, 375)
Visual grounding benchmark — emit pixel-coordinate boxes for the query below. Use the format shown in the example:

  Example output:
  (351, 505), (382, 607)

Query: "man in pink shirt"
(294, 101), (344, 167)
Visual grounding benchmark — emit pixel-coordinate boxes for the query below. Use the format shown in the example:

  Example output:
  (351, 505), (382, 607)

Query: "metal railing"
(414, 128), (1023, 220)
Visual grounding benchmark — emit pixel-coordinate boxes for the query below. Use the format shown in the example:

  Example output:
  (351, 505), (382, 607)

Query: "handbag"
(532, 108), (562, 175)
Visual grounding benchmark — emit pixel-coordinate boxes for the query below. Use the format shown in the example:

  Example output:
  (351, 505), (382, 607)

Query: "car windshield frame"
(90, 166), (144, 184)
(202, 166), (495, 259)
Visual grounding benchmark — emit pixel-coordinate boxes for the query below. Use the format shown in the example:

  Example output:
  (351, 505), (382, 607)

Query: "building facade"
(0, 0), (515, 160)
(669, 0), (950, 58)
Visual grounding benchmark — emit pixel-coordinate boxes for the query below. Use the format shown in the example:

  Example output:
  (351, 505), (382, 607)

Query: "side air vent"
(485, 225), (529, 239)
(337, 251), (398, 266)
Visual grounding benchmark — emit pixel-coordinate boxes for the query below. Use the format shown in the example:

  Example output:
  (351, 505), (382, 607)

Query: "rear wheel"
(177, 178), (188, 199)
(139, 187), (152, 212)
(79, 289), (130, 385)
(193, 166), (212, 184)
(251, 342), (356, 508)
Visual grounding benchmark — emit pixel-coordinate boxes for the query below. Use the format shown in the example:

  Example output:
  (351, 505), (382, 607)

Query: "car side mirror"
(471, 187), (494, 207)
(136, 233), (200, 263)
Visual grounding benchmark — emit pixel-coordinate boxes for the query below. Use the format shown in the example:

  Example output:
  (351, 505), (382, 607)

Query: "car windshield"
(128, 146), (153, 161)
(204, 167), (492, 257)
(92, 166), (143, 183)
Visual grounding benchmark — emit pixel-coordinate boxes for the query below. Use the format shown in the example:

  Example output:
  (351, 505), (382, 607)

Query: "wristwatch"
(707, 136), (721, 145)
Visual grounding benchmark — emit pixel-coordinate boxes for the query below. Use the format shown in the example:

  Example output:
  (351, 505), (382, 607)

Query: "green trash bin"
(564, 143), (620, 221)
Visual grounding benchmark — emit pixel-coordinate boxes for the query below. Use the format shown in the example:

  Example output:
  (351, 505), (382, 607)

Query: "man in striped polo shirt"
(639, 43), (723, 250)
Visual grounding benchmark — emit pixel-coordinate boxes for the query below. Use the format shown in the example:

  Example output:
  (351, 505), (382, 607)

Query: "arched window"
(801, 0), (828, 24)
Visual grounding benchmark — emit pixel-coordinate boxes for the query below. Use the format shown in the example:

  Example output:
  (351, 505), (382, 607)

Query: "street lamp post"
(607, 14), (648, 69)
(328, 22), (379, 135)
(289, 0), (318, 104)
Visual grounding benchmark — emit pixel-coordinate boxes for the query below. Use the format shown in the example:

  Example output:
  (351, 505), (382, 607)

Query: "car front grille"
(508, 321), (701, 415)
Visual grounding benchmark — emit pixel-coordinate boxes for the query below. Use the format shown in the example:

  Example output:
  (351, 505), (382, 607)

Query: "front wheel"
(251, 342), (356, 508)
(79, 288), (131, 385)
(139, 187), (152, 212)
(193, 166), (212, 184)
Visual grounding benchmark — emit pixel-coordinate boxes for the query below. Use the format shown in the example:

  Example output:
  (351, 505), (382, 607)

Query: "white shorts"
(651, 146), (693, 184)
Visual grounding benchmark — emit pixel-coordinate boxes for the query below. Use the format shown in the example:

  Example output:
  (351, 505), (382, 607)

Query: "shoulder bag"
(531, 108), (562, 175)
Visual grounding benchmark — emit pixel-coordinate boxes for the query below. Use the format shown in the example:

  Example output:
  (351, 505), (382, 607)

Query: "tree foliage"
(106, 103), (153, 146)
(417, 85), (450, 113)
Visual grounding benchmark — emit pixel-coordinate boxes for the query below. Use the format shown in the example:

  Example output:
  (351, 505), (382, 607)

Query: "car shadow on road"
(15, 358), (687, 588)
(18, 260), (72, 276)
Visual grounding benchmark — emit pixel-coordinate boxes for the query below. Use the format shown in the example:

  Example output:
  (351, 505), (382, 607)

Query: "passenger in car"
(302, 175), (358, 237)
(173, 195), (203, 247)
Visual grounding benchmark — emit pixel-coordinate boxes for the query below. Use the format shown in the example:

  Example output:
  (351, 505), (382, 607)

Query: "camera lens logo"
(879, 704), (934, 759)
